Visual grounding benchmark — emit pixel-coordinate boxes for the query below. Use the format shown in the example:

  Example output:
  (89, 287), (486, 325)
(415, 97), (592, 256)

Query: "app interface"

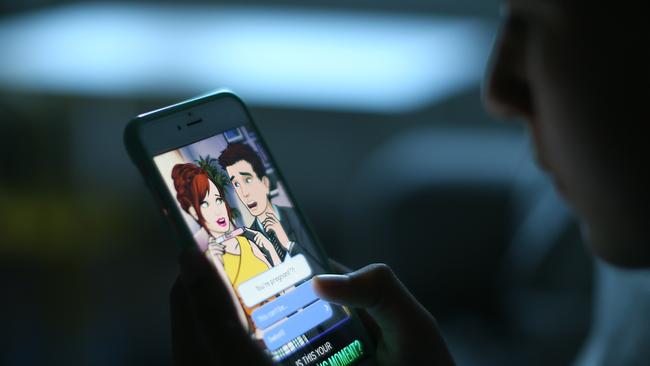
(154, 125), (367, 365)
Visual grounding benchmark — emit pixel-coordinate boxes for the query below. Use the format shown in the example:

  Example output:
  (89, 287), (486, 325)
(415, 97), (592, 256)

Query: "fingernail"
(313, 275), (350, 301)
(313, 274), (350, 287)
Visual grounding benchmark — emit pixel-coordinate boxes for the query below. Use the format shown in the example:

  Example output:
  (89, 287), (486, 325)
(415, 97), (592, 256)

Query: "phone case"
(123, 91), (375, 365)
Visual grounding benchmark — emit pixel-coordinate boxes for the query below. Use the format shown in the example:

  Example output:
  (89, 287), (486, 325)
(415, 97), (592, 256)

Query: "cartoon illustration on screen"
(154, 127), (348, 362)
(218, 142), (315, 267)
(170, 163), (280, 286)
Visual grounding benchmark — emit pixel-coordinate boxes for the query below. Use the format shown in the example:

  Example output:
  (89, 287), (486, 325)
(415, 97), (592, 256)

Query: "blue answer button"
(252, 279), (319, 330)
(262, 299), (333, 351)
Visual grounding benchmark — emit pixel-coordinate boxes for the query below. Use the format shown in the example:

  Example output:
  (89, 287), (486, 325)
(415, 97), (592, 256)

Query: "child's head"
(484, 1), (649, 267)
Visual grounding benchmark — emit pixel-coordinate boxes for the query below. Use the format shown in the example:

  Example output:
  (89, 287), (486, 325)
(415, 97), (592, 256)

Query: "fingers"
(244, 227), (266, 241)
(179, 247), (243, 336)
(319, 260), (382, 341)
(252, 233), (265, 246)
(170, 277), (213, 365)
(247, 230), (264, 247)
(262, 213), (279, 232)
(251, 233), (273, 250)
(178, 247), (272, 365)
(262, 218), (278, 226)
(262, 220), (276, 233)
(313, 264), (407, 311)
(313, 264), (452, 359)
(208, 243), (225, 255)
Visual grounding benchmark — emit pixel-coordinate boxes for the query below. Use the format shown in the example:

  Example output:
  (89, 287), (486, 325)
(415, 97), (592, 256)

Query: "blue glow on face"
(0, 4), (495, 112)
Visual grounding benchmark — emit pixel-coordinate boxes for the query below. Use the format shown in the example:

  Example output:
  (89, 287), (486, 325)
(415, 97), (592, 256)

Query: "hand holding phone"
(173, 252), (455, 366)
(172, 247), (274, 365)
(314, 265), (456, 366)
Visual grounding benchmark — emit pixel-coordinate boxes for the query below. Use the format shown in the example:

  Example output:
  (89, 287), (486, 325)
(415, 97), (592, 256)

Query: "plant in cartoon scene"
(196, 155), (241, 222)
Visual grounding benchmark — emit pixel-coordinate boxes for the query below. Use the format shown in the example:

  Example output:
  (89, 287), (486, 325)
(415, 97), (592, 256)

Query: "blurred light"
(0, 3), (494, 112)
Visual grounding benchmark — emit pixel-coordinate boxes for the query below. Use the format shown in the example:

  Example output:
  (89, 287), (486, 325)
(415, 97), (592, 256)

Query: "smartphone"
(124, 91), (373, 365)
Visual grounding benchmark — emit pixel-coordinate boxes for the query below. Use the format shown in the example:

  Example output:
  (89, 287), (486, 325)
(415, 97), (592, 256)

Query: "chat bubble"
(238, 254), (312, 308)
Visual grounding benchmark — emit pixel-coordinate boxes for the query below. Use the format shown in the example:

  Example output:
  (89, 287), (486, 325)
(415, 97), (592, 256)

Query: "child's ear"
(262, 176), (270, 189)
(187, 207), (200, 222)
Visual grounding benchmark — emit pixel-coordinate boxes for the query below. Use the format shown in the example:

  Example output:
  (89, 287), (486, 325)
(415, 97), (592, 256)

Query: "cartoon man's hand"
(262, 212), (290, 248)
(247, 228), (273, 249)
(245, 227), (281, 265)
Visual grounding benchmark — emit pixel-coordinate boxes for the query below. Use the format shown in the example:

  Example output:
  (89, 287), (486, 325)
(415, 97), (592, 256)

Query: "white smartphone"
(124, 91), (373, 365)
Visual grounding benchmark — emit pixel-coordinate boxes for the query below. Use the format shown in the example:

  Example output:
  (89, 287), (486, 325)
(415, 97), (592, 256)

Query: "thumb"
(313, 263), (427, 331)
(313, 264), (454, 365)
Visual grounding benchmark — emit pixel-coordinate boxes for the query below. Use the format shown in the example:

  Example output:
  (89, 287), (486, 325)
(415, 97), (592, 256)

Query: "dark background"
(0, 1), (593, 365)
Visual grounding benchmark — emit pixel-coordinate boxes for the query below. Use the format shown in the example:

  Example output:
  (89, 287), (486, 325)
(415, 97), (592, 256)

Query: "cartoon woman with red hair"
(171, 163), (278, 288)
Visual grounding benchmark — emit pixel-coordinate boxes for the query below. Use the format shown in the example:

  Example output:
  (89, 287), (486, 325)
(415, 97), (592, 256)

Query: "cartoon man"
(218, 142), (313, 267)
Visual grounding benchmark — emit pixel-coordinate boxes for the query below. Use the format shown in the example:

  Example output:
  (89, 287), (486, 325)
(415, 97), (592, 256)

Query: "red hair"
(171, 163), (232, 234)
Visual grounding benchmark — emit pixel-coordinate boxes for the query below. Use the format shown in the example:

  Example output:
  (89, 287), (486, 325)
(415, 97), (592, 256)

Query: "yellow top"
(222, 236), (269, 287)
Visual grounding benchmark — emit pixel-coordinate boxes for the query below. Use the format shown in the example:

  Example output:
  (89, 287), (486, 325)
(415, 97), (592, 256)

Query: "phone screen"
(153, 124), (368, 365)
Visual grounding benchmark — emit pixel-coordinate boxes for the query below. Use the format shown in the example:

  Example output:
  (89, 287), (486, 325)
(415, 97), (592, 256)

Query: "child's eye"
(216, 199), (223, 205)
(234, 182), (240, 188)
(245, 177), (252, 184)
(200, 201), (209, 208)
